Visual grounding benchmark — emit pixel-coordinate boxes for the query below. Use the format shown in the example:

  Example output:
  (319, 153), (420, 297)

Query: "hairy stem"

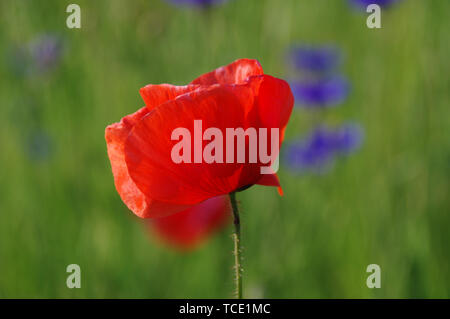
(229, 192), (242, 299)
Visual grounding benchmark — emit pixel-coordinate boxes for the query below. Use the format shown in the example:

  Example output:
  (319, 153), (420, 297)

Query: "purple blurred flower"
(350, 0), (399, 9)
(8, 34), (64, 77)
(290, 45), (341, 73)
(284, 124), (363, 173)
(26, 131), (53, 162)
(168, 0), (226, 7)
(332, 124), (364, 153)
(28, 34), (63, 73)
(290, 76), (350, 108)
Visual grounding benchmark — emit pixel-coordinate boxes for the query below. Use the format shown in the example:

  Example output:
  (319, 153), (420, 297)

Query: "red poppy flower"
(105, 59), (293, 242)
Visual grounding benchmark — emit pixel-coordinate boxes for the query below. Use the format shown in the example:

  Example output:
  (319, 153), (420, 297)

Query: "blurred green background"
(0, 0), (449, 298)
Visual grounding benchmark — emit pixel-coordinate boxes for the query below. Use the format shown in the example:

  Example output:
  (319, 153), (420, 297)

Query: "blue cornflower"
(290, 76), (350, 108)
(28, 34), (63, 73)
(8, 34), (64, 77)
(284, 124), (363, 173)
(168, 0), (226, 7)
(332, 124), (364, 154)
(290, 45), (341, 73)
(26, 131), (53, 162)
(350, 0), (399, 9)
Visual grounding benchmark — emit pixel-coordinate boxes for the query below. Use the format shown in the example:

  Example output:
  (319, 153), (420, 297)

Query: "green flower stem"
(229, 192), (242, 299)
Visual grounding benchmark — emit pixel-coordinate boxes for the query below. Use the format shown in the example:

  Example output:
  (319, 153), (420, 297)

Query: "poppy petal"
(256, 173), (283, 196)
(139, 84), (201, 111)
(150, 195), (231, 250)
(255, 75), (294, 143)
(105, 107), (191, 218)
(191, 58), (264, 85)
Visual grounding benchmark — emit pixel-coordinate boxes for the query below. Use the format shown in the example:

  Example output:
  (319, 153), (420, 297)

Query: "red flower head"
(105, 59), (293, 247)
